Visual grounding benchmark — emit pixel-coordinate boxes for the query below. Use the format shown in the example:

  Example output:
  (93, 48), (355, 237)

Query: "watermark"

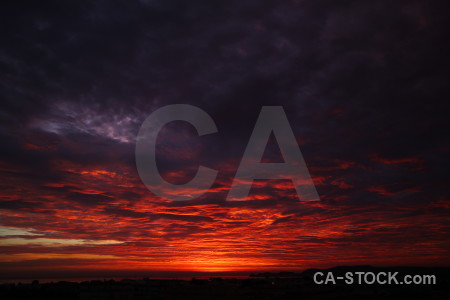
(313, 271), (437, 285)
(136, 104), (319, 202)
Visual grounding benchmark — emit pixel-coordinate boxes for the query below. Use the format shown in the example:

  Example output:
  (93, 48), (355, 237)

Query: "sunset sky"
(1, 0), (449, 280)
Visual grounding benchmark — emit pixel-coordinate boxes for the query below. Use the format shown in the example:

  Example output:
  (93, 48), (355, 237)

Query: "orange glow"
(0, 160), (449, 278)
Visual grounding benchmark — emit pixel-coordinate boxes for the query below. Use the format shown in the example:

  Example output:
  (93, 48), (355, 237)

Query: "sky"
(0, 0), (449, 279)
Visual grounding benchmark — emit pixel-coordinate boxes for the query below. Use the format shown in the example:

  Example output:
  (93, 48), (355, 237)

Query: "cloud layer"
(0, 0), (449, 277)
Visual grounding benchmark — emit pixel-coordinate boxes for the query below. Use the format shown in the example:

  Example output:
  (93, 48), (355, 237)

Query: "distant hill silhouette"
(1, 266), (449, 299)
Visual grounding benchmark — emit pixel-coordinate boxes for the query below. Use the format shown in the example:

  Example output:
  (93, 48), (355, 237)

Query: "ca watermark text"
(314, 271), (436, 285)
(136, 105), (319, 202)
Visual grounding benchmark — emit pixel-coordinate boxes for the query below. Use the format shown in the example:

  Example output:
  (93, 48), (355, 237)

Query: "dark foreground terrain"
(1, 266), (449, 300)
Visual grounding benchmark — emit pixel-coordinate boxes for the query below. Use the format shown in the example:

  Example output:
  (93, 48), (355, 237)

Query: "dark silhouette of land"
(1, 266), (449, 299)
